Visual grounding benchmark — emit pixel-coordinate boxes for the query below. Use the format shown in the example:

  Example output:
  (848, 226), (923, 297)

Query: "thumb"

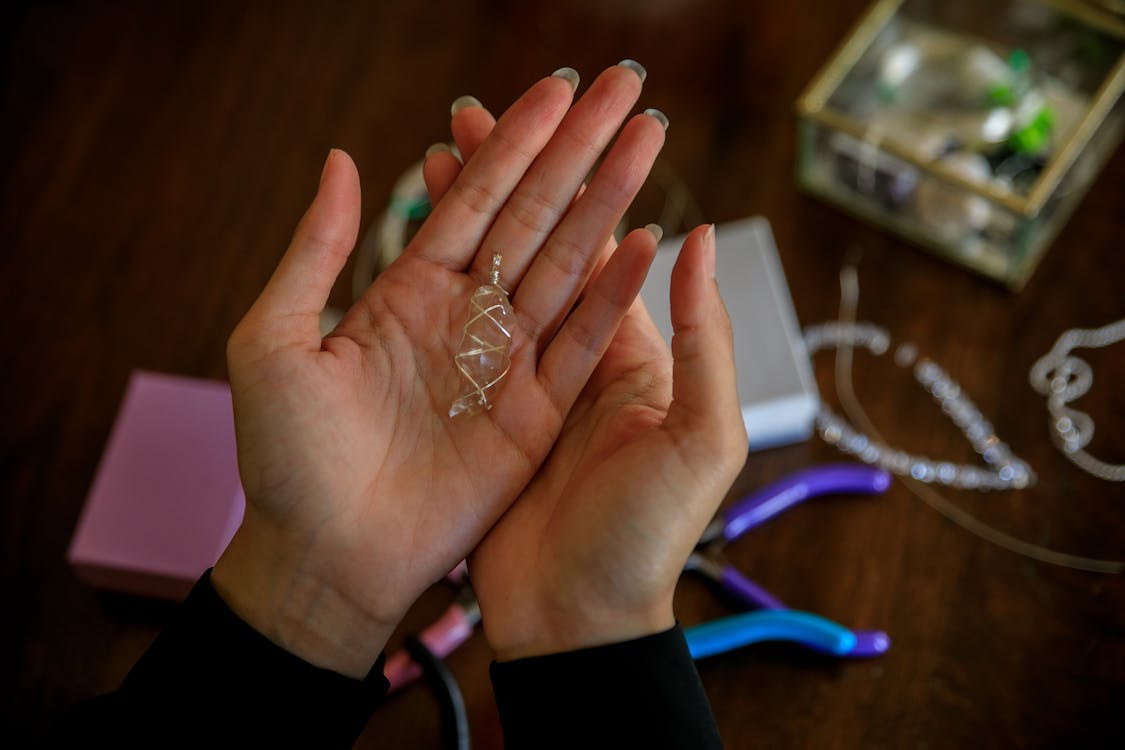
(664, 224), (745, 460)
(250, 149), (361, 341)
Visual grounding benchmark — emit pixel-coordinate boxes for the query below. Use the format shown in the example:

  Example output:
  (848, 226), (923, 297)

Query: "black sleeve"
(490, 625), (723, 749)
(49, 570), (388, 748)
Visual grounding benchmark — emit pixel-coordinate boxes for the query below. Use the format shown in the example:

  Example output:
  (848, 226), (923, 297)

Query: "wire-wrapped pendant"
(449, 254), (514, 418)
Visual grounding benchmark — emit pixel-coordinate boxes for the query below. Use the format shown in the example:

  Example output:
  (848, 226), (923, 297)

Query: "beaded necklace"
(803, 321), (1035, 491)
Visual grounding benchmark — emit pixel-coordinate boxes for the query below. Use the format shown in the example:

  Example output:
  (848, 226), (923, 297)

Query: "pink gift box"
(67, 371), (245, 601)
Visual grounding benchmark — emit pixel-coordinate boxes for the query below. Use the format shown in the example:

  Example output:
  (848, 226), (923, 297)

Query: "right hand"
(475, 223), (748, 660)
(426, 91), (748, 662)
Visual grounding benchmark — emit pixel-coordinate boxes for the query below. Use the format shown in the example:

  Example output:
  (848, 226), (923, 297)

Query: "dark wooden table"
(4, 1), (1123, 747)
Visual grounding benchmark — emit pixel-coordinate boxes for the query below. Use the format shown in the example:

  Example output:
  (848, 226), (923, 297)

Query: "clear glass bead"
(803, 321), (1037, 492)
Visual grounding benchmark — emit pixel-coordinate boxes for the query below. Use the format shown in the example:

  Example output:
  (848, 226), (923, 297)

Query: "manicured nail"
(425, 142), (451, 158)
(552, 66), (580, 90)
(618, 59), (647, 83)
(451, 95), (482, 116)
(704, 224), (716, 278)
(644, 223), (664, 243)
(644, 108), (669, 130)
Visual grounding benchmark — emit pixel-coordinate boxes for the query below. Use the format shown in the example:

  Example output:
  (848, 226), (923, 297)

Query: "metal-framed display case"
(796, 0), (1125, 288)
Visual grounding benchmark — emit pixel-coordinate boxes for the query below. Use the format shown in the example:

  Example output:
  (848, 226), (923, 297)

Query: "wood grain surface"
(3, 1), (1123, 747)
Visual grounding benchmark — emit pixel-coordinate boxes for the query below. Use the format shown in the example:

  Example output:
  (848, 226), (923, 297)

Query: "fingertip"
(630, 110), (669, 145)
(523, 71), (579, 123)
(643, 108), (670, 131)
(616, 59), (648, 83)
(451, 105), (497, 164)
(322, 147), (353, 176)
(451, 95), (483, 117)
(625, 224), (661, 267)
(319, 148), (336, 187)
(669, 224), (718, 330)
(425, 142), (452, 159)
(597, 226), (659, 305)
(551, 66), (580, 91)
(703, 223), (716, 278)
(317, 148), (361, 207)
(599, 60), (646, 97)
(423, 147), (463, 206)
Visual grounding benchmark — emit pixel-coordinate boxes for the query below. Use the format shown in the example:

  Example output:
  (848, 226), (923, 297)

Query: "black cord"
(403, 635), (471, 750)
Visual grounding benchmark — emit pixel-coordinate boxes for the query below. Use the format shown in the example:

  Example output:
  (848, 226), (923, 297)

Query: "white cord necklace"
(804, 321), (1035, 491)
(1029, 318), (1125, 482)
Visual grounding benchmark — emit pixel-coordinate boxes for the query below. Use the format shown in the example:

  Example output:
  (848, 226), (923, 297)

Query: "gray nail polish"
(644, 108), (669, 130)
(618, 59), (647, 83)
(552, 66), (580, 90)
(451, 95), (482, 116)
(644, 223), (664, 243)
(425, 142), (451, 158)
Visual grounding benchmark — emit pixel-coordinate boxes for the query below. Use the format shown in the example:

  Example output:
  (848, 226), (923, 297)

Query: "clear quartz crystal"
(449, 255), (514, 418)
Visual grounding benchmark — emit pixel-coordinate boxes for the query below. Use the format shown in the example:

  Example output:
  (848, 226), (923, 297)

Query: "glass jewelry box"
(796, 0), (1125, 288)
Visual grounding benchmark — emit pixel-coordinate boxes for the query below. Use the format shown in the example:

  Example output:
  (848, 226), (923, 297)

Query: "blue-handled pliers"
(684, 464), (892, 659)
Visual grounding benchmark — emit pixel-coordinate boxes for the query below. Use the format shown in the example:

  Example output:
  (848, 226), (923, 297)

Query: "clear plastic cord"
(832, 260), (1122, 574)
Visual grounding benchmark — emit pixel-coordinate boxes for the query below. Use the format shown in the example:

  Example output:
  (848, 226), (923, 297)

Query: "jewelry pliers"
(684, 464), (892, 659)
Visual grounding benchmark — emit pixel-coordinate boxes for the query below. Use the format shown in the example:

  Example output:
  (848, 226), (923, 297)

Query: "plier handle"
(384, 562), (479, 694)
(685, 464), (892, 659)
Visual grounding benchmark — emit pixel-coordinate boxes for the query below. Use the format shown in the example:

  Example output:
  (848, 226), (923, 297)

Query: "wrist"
(487, 596), (676, 662)
(212, 513), (396, 680)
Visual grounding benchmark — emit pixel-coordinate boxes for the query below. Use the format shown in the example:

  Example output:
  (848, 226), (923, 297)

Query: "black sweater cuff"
(490, 625), (722, 749)
(57, 570), (388, 747)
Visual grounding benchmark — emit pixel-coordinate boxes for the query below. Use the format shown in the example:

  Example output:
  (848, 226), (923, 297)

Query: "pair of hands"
(212, 63), (747, 679)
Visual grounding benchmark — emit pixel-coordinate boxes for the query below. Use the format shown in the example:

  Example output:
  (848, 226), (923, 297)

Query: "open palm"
(469, 228), (748, 659)
(213, 65), (666, 678)
(426, 102), (748, 660)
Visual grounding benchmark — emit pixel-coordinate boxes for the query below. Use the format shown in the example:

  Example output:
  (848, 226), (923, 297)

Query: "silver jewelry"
(449, 254), (514, 419)
(804, 321), (1035, 491)
(1029, 319), (1125, 482)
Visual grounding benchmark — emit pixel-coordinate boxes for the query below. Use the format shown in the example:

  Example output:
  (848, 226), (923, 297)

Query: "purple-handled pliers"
(684, 464), (893, 658)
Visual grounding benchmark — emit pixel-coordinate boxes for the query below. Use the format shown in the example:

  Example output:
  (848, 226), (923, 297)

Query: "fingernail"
(320, 149), (336, 187)
(644, 108), (669, 131)
(425, 142), (451, 158)
(451, 95), (482, 116)
(704, 224), (716, 278)
(618, 59), (647, 83)
(552, 66), (580, 90)
(644, 223), (663, 243)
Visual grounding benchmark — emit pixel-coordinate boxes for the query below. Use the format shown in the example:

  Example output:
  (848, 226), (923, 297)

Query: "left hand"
(213, 65), (665, 678)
